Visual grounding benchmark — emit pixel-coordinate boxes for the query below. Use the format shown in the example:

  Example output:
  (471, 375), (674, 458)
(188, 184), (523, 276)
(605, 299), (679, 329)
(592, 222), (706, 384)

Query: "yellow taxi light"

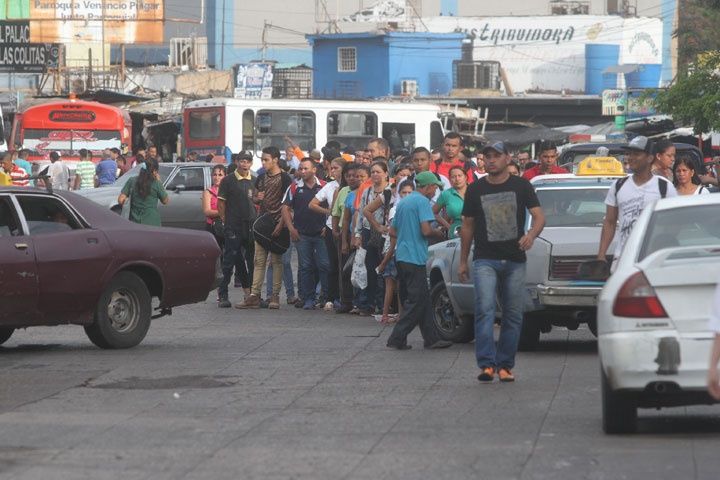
(0, 171), (12, 186)
(576, 156), (625, 176)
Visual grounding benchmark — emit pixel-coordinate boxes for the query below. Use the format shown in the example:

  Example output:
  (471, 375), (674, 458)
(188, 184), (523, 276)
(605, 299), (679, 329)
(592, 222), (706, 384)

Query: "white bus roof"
(184, 97), (441, 113)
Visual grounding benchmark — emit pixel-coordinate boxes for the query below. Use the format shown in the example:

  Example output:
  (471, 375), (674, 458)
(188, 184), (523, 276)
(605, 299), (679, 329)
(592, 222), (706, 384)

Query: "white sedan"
(598, 193), (720, 434)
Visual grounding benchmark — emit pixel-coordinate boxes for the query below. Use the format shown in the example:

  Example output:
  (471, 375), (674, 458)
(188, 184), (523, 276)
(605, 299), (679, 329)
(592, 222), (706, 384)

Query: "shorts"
(382, 258), (398, 279)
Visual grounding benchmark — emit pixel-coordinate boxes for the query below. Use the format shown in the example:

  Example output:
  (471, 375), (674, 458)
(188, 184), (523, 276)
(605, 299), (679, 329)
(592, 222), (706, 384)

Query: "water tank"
(585, 44), (620, 95)
(624, 64), (662, 89)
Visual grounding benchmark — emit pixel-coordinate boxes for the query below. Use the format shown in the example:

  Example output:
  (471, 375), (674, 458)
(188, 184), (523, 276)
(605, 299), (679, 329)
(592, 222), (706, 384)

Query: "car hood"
(538, 227), (602, 256)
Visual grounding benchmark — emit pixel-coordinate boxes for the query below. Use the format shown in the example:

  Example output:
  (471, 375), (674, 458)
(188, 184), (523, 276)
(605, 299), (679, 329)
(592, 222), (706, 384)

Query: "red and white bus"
(10, 98), (132, 166)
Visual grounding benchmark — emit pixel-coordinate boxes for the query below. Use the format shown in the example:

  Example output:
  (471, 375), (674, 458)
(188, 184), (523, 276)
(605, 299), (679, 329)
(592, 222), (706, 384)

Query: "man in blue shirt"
(95, 150), (117, 186)
(386, 171), (452, 350)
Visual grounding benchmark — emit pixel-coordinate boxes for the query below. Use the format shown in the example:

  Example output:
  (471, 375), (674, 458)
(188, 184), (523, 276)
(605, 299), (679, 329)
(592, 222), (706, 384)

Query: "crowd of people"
(4, 132), (720, 383)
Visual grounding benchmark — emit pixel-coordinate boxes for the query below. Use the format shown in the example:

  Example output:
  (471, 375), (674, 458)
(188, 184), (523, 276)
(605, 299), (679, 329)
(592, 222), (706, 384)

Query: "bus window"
(430, 121), (444, 150)
(327, 111), (377, 151)
(188, 110), (221, 140)
(22, 129), (121, 156)
(382, 123), (415, 151)
(256, 110), (315, 151)
(242, 109), (254, 151)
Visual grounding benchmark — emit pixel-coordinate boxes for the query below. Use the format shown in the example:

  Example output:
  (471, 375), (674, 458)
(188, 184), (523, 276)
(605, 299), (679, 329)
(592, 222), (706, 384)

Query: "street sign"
(0, 21), (59, 72)
(602, 89), (627, 116)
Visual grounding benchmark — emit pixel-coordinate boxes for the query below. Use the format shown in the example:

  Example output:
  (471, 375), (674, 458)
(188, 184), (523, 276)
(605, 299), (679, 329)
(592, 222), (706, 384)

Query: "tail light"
(612, 271), (668, 318)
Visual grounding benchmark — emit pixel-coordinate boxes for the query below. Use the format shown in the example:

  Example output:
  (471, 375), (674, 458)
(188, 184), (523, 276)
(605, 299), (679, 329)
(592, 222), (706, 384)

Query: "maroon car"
(0, 187), (221, 349)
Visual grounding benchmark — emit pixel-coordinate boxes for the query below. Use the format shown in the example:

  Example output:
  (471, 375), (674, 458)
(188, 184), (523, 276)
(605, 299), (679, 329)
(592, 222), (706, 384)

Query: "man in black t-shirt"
(459, 141), (545, 384)
(217, 151), (257, 308)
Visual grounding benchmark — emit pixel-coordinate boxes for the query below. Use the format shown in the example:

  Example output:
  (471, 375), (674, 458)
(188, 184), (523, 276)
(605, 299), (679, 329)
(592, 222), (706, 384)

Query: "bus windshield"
(23, 129), (122, 156)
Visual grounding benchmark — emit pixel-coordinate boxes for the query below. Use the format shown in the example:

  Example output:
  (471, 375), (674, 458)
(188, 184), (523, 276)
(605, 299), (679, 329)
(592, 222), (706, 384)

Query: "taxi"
(426, 156), (624, 349)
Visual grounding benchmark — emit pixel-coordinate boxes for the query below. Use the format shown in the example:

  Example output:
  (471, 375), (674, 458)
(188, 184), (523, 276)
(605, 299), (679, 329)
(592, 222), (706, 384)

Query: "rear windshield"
(23, 129), (121, 156)
(536, 188), (608, 227)
(639, 205), (720, 261)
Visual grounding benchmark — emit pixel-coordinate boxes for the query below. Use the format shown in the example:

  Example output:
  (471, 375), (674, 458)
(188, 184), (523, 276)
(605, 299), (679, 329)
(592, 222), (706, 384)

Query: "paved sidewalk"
(1, 297), (719, 479)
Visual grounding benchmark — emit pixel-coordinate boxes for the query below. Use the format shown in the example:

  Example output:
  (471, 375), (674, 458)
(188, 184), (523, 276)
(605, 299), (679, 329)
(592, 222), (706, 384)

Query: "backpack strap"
(658, 177), (667, 199)
(614, 176), (630, 196)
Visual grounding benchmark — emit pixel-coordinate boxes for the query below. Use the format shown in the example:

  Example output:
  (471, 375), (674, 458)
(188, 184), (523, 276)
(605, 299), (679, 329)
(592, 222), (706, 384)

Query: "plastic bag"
(351, 247), (367, 290)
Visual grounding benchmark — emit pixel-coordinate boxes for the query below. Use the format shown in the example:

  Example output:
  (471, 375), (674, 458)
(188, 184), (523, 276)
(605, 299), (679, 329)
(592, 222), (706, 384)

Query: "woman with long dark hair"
(673, 156), (710, 196)
(652, 139), (675, 181)
(118, 156), (169, 226)
(203, 164), (227, 246)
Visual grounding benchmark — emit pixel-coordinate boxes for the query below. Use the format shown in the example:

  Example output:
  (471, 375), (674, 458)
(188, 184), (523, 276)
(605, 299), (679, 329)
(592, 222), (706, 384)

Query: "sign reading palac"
(26, 0), (165, 44)
(0, 21), (59, 73)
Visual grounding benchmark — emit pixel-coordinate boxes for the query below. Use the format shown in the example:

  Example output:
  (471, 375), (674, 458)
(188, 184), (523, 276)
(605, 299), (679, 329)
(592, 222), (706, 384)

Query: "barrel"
(585, 44), (620, 95)
(624, 64), (662, 89)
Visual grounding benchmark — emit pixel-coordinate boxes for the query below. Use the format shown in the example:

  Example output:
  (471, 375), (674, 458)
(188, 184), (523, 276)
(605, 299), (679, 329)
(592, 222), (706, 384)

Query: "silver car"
(77, 162), (218, 230)
(427, 176), (616, 349)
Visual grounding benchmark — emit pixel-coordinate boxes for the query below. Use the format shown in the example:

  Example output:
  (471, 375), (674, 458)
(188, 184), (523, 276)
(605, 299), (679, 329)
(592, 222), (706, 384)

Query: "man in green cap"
(386, 171), (453, 350)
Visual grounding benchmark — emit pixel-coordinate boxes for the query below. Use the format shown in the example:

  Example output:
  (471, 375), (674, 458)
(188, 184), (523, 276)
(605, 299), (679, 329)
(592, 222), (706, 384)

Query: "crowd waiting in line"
(3, 132), (720, 383)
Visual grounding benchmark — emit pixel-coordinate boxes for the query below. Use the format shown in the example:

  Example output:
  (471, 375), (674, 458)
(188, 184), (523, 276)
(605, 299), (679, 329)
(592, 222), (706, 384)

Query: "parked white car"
(598, 193), (720, 434)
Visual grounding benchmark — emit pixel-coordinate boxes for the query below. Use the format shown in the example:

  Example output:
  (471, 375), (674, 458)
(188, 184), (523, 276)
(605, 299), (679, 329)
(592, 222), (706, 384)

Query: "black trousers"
(218, 222), (254, 298)
(387, 261), (441, 347)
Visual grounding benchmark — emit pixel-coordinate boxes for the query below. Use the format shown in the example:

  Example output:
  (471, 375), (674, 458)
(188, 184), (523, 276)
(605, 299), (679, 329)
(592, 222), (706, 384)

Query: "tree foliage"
(654, 1), (720, 133)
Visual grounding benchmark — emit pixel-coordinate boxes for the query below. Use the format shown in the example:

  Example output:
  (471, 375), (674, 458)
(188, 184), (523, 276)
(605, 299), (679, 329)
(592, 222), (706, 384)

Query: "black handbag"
(252, 212), (290, 255)
(212, 218), (225, 239)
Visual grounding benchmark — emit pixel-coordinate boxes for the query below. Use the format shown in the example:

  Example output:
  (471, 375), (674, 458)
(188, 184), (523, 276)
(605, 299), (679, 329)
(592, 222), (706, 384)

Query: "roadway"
(1, 293), (719, 479)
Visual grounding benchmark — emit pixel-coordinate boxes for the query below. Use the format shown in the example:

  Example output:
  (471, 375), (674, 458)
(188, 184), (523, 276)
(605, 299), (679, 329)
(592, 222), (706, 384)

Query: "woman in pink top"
(203, 164), (227, 246)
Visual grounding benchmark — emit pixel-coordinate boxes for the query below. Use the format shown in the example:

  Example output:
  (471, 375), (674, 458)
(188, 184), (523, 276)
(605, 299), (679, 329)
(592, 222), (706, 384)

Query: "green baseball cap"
(414, 171), (443, 188)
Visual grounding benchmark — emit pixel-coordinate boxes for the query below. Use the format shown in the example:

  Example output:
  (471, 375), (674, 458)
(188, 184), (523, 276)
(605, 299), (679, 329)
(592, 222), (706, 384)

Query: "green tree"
(677, 0), (720, 70)
(654, 52), (720, 134)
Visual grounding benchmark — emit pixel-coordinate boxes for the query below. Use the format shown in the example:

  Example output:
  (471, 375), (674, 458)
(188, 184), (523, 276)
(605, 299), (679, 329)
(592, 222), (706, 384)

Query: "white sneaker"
(323, 301), (334, 311)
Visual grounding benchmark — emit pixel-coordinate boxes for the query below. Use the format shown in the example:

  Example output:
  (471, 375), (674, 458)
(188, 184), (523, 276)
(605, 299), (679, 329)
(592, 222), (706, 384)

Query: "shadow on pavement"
(534, 339), (598, 354)
(637, 414), (720, 435)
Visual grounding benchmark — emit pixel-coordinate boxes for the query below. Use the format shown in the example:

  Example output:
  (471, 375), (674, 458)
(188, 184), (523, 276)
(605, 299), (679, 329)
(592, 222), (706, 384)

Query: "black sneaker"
(259, 298), (269, 309)
(218, 297), (231, 308)
(386, 341), (412, 350)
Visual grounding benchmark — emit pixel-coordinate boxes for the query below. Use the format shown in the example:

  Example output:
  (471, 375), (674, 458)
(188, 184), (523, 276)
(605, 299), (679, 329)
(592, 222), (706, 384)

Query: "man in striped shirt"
(1, 152), (28, 187)
(73, 149), (96, 190)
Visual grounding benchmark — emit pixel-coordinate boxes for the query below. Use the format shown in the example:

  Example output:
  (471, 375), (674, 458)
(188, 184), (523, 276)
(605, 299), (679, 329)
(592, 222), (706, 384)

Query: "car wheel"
(0, 328), (14, 346)
(84, 272), (152, 349)
(430, 282), (474, 343)
(601, 366), (637, 434)
(518, 313), (541, 351)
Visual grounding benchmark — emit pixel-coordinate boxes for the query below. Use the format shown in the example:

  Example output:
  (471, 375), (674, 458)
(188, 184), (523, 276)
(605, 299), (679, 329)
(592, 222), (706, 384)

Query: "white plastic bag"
(351, 247), (367, 290)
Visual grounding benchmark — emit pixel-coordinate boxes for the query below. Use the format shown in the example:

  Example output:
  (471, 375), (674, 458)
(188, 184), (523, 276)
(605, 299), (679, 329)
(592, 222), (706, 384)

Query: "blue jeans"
(473, 259), (526, 370)
(295, 234), (330, 303)
(266, 246), (295, 299)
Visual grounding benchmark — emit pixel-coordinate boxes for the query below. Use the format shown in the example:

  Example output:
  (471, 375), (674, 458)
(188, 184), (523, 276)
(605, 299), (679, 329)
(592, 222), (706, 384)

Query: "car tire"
(84, 272), (152, 349)
(430, 282), (474, 343)
(0, 328), (14, 346)
(518, 313), (541, 351)
(601, 366), (637, 434)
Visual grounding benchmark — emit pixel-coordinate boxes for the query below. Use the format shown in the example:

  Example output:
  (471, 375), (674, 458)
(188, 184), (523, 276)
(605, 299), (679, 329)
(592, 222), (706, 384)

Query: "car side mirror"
(454, 226), (461, 238)
(173, 184), (186, 193)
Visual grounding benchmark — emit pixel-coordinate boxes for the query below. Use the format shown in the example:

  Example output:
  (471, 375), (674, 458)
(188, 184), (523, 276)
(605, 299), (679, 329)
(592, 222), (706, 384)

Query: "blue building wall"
(660, 0), (677, 86)
(206, 0), (311, 70)
(310, 35), (389, 99)
(387, 34), (462, 96)
(309, 33), (463, 99)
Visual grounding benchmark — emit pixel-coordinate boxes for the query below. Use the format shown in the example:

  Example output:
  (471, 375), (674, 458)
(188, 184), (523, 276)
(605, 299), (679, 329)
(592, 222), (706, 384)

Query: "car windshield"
(536, 188), (608, 227)
(111, 164), (174, 189)
(638, 205), (720, 261)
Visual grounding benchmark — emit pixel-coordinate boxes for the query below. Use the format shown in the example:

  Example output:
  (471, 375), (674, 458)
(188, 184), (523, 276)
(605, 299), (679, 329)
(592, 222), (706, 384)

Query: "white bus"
(182, 98), (445, 169)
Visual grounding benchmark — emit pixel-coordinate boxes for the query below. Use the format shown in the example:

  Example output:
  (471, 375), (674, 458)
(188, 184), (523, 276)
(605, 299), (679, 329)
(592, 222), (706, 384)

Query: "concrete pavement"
(1, 296), (719, 479)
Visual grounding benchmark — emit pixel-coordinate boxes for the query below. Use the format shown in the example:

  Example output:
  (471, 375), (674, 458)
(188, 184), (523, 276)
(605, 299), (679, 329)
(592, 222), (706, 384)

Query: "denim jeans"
(387, 262), (442, 348)
(217, 224), (254, 299)
(295, 234), (330, 303)
(473, 259), (526, 370)
(266, 246), (295, 299)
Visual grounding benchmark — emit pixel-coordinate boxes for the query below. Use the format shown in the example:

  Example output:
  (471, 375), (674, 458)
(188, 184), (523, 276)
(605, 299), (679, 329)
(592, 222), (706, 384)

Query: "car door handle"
(86, 237), (99, 244)
(14, 243), (29, 250)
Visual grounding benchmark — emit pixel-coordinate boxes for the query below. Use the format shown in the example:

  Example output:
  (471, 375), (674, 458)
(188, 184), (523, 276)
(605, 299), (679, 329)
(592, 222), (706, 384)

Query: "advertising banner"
(0, 21), (59, 72)
(234, 63), (274, 99)
(16, 0), (165, 44)
(602, 89), (627, 116)
(423, 15), (663, 93)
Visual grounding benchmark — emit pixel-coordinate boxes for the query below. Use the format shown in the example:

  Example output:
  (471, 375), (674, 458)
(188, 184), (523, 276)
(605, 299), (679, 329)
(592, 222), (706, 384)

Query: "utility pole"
(220, 0), (226, 69)
(261, 21), (268, 61)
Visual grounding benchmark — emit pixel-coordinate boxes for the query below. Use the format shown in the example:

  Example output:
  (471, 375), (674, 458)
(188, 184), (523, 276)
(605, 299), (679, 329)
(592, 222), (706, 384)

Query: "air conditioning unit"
(453, 61), (501, 90)
(401, 79), (418, 97)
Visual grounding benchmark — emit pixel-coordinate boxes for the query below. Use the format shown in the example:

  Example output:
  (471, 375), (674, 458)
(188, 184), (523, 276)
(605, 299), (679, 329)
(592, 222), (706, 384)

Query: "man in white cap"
(597, 136), (677, 271)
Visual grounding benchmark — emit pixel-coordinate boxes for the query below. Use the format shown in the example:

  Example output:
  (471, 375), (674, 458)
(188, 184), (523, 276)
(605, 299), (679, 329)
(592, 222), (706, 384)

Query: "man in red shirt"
(522, 141), (568, 180)
(430, 132), (475, 184)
